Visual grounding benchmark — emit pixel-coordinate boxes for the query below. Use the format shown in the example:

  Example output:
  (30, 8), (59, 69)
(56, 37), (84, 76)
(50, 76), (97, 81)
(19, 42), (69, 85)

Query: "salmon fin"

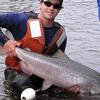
(42, 80), (53, 91)
(52, 49), (70, 60)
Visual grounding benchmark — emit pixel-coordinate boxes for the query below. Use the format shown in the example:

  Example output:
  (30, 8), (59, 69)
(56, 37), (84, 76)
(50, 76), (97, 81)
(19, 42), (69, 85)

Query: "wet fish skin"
(15, 47), (100, 96)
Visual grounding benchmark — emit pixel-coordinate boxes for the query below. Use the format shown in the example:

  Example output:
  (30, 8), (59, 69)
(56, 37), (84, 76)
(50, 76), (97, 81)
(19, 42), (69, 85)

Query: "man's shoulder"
(24, 11), (38, 19)
(54, 22), (64, 29)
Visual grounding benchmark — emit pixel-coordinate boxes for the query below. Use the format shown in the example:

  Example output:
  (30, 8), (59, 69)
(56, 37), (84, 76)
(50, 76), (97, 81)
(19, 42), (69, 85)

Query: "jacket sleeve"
(0, 12), (16, 29)
(0, 12), (28, 29)
(0, 12), (20, 46)
(0, 12), (28, 45)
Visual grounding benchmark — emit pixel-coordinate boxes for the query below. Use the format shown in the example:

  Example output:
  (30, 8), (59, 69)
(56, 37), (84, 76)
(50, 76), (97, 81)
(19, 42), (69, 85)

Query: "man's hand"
(66, 85), (80, 94)
(3, 40), (20, 56)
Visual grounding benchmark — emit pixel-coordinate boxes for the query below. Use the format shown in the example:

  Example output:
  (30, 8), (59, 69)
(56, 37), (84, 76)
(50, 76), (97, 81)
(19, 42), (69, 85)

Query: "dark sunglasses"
(43, 1), (62, 9)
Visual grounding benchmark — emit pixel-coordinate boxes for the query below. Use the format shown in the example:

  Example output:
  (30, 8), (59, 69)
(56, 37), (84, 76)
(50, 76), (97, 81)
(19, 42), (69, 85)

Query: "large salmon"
(15, 47), (100, 96)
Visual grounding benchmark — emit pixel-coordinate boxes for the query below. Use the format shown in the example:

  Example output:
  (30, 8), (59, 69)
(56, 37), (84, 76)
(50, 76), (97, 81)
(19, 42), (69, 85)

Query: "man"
(0, 0), (79, 97)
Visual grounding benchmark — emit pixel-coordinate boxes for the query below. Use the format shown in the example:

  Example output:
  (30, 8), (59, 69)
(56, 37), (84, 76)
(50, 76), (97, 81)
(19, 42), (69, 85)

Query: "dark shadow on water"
(1, 82), (100, 100)
(14, 87), (100, 100)
(36, 92), (100, 100)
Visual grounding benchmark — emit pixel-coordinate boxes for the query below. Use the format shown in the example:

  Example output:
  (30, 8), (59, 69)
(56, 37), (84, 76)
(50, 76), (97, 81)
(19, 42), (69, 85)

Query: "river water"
(0, 0), (100, 100)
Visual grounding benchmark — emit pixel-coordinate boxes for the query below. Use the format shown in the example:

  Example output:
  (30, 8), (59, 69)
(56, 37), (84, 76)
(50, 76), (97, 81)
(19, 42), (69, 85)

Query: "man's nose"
(49, 5), (54, 9)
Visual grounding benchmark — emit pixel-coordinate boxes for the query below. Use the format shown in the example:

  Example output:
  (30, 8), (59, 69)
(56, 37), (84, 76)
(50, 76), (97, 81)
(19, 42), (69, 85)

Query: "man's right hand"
(3, 40), (20, 56)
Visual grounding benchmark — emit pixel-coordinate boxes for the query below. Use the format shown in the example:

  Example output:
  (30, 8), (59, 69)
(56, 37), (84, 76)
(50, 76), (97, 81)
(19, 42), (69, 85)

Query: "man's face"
(40, 0), (62, 20)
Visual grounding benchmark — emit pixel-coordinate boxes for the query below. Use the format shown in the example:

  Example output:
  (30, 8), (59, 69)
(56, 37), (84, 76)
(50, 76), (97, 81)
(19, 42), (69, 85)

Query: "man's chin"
(45, 16), (55, 20)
